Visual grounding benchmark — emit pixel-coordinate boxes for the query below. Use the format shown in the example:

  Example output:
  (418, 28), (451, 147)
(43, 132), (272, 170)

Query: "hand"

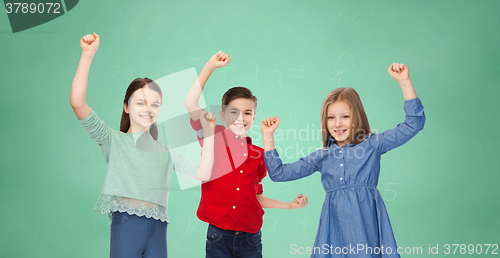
(261, 116), (280, 136)
(200, 111), (216, 134)
(387, 63), (410, 83)
(288, 194), (308, 209)
(80, 32), (100, 56)
(206, 51), (231, 69)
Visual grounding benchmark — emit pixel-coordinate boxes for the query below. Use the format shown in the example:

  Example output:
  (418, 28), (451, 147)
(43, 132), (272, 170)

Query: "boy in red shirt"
(185, 51), (308, 257)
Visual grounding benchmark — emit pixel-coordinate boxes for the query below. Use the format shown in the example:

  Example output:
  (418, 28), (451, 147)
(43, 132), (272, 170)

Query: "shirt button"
(235, 135), (238, 138)
(244, 153), (247, 156)
(340, 177), (343, 180)
(339, 150), (342, 153)
(241, 142), (244, 145)
(236, 188), (240, 191)
(233, 206), (236, 209)
(340, 164), (343, 167)
(240, 170), (243, 173)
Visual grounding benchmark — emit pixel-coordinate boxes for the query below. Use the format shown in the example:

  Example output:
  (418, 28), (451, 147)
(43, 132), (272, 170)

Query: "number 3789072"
(5, 3), (61, 14)
(443, 244), (498, 255)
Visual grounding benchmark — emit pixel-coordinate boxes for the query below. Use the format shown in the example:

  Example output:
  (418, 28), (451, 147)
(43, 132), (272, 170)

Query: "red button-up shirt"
(190, 118), (266, 234)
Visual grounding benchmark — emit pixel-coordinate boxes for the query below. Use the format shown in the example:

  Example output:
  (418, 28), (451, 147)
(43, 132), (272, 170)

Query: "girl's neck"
(126, 127), (149, 134)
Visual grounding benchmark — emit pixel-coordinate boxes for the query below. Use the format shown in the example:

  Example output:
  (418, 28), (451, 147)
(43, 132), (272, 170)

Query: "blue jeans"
(205, 224), (262, 258)
(110, 212), (168, 258)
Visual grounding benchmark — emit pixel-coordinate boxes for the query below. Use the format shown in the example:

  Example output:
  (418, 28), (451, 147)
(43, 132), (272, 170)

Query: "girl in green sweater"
(70, 32), (216, 258)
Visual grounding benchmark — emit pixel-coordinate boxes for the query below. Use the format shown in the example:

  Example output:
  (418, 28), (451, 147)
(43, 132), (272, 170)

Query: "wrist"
(398, 79), (412, 86)
(204, 63), (216, 71)
(203, 131), (214, 138)
(81, 52), (95, 61)
(202, 126), (215, 136)
(263, 132), (275, 139)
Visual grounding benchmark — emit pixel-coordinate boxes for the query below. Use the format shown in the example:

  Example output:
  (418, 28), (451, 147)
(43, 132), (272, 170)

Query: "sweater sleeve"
(168, 146), (198, 180)
(78, 108), (112, 162)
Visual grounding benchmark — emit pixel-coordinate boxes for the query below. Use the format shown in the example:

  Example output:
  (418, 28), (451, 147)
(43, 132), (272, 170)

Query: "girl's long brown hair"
(320, 87), (371, 148)
(119, 78), (162, 140)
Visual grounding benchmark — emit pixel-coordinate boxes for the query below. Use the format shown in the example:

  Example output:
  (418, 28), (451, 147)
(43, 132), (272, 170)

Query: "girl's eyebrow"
(327, 112), (350, 115)
(136, 99), (161, 103)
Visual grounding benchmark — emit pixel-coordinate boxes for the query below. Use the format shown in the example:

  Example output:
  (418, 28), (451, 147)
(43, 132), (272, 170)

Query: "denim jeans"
(205, 224), (262, 258)
(110, 212), (168, 258)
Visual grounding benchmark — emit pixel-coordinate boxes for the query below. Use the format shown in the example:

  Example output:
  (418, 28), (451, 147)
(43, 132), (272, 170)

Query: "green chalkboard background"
(1, 0), (499, 257)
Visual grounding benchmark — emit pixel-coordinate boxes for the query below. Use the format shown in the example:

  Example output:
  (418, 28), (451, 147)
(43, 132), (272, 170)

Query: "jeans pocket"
(246, 230), (262, 252)
(112, 212), (131, 225)
(206, 225), (223, 248)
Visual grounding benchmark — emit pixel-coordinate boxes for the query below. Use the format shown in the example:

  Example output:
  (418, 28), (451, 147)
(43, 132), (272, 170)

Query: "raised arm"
(387, 63), (417, 100)
(372, 63), (425, 154)
(262, 116), (321, 182)
(261, 116), (279, 152)
(184, 51), (231, 121)
(168, 111), (215, 181)
(196, 111), (216, 181)
(70, 32), (100, 119)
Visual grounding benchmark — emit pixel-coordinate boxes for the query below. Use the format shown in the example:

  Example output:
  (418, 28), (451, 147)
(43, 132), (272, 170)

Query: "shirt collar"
(327, 136), (356, 148)
(224, 126), (253, 144)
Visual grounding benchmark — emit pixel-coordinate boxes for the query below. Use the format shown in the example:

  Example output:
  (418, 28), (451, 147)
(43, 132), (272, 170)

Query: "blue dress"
(264, 98), (425, 257)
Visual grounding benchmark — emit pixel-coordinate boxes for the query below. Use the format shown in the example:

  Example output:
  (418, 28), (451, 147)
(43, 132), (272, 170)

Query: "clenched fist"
(206, 51), (231, 69)
(80, 32), (100, 56)
(387, 63), (410, 83)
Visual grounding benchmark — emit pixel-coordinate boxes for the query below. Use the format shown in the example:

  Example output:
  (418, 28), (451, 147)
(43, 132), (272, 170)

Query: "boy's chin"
(227, 126), (249, 136)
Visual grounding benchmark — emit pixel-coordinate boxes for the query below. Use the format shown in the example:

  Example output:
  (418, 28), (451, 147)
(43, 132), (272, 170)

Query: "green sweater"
(79, 108), (197, 222)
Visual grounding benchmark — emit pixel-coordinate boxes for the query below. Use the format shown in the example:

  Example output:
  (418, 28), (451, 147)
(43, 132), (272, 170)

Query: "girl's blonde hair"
(320, 87), (371, 147)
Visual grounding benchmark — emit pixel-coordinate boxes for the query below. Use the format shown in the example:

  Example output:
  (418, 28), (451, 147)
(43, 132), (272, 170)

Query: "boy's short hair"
(221, 87), (257, 112)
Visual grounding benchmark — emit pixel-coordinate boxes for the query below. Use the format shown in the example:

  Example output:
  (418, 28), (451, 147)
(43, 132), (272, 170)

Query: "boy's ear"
(124, 104), (129, 114)
(252, 112), (256, 122)
(220, 110), (225, 122)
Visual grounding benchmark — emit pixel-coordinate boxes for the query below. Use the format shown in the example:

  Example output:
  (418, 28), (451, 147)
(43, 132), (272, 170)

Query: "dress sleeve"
(369, 97), (426, 155)
(263, 148), (323, 182)
(168, 146), (198, 180)
(78, 108), (112, 147)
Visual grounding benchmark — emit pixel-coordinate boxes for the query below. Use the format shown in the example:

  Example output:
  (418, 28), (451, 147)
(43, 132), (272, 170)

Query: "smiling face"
(220, 98), (256, 137)
(124, 87), (162, 133)
(326, 100), (352, 147)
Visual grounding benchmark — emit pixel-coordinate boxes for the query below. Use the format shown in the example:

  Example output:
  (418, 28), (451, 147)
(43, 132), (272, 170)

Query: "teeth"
(234, 124), (245, 128)
(140, 115), (152, 119)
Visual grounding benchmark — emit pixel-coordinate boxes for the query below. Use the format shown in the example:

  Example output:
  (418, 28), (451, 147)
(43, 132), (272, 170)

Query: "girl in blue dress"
(260, 63), (425, 257)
